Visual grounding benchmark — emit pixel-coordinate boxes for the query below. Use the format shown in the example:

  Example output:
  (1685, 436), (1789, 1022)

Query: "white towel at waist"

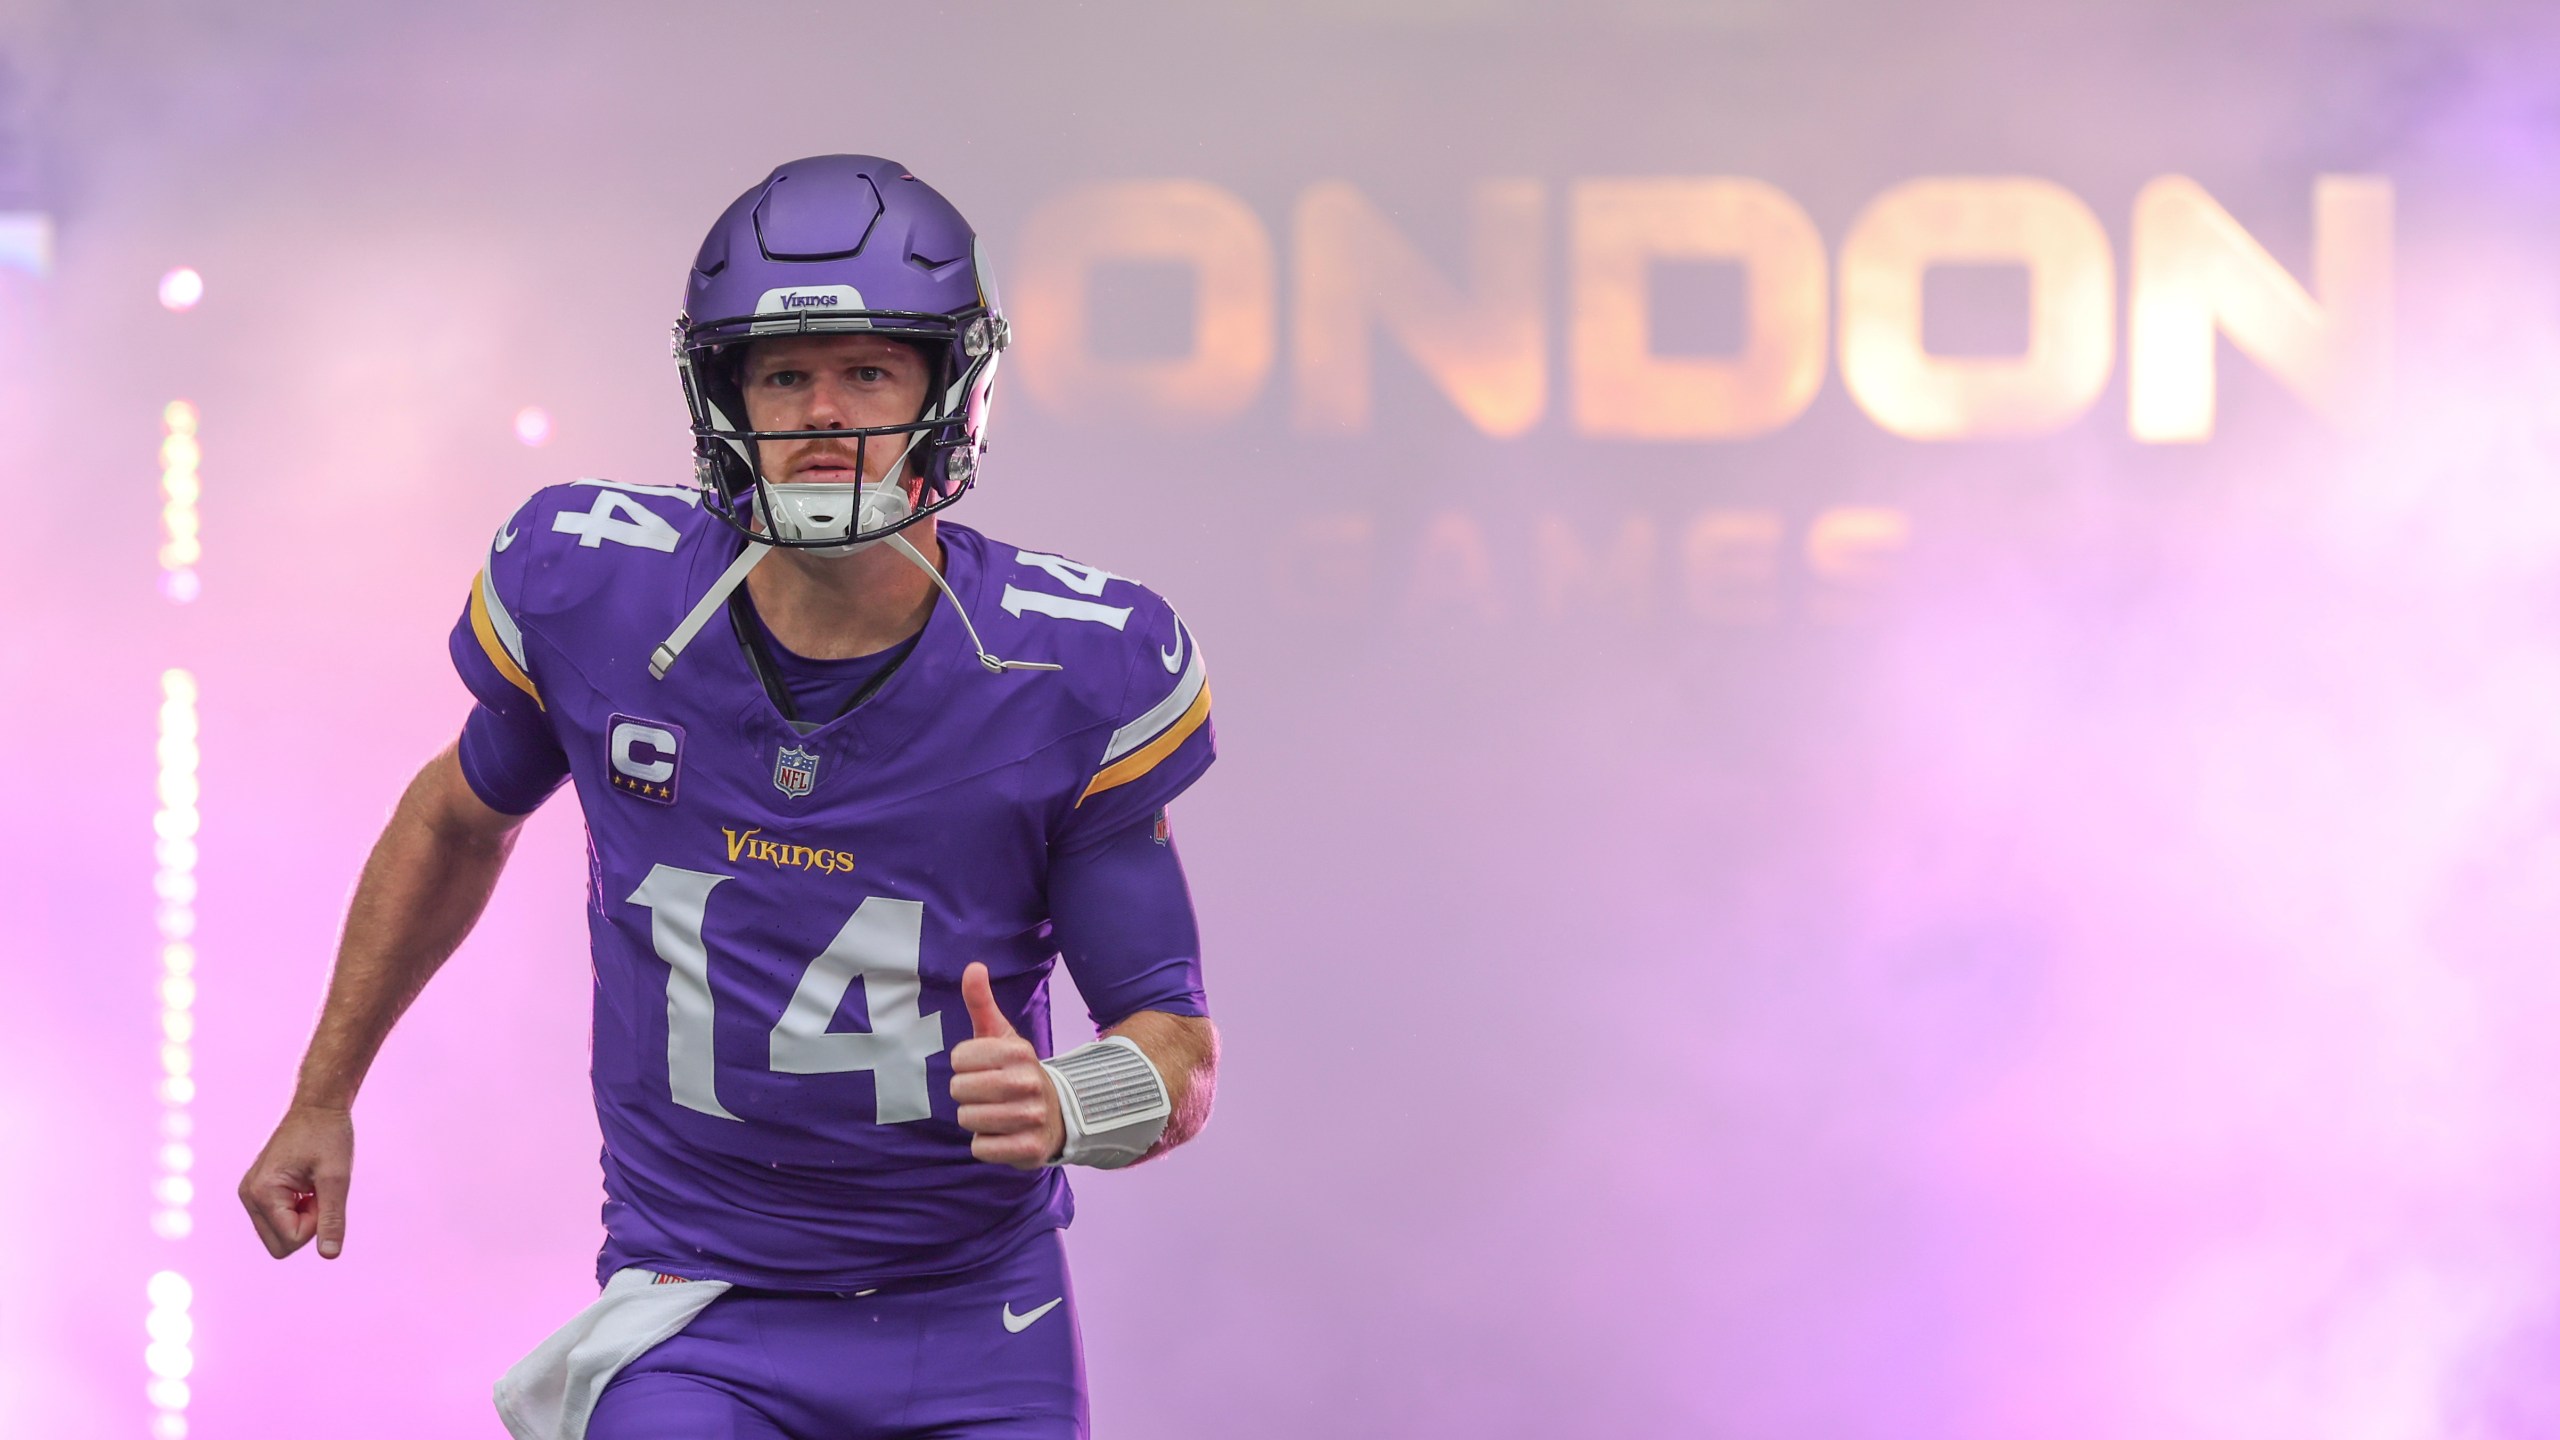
(493, 1267), (732, 1440)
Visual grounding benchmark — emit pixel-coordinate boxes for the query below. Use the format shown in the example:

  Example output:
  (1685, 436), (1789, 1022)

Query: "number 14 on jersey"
(628, 865), (946, 1125)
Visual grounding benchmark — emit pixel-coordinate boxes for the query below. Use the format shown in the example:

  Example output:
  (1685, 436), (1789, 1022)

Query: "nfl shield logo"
(772, 745), (820, 799)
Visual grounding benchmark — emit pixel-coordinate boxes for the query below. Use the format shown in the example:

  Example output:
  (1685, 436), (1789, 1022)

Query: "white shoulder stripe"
(479, 560), (530, 669)
(1102, 622), (1206, 763)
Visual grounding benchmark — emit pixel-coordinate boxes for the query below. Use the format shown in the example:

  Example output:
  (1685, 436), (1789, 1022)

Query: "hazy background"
(6, 1), (2560, 1436)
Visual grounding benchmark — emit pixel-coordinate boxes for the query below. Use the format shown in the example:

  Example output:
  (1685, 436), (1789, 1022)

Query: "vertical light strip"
(149, 667), (200, 1438)
(143, 1271), (193, 1437)
(159, 402), (201, 604)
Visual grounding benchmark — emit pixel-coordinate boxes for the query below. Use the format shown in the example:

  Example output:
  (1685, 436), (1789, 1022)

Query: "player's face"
(740, 334), (933, 489)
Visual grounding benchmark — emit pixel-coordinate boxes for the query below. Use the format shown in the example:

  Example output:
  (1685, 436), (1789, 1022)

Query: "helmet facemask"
(675, 306), (1006, 555)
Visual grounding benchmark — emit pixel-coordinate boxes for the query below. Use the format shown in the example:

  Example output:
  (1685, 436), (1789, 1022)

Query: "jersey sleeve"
(1055, 596), (1215, 849)
(446, 497), (574, 819)
(1049, 810), (1208, 1027)
(448, 504), (548, 722)
(456, 701), (571, 815)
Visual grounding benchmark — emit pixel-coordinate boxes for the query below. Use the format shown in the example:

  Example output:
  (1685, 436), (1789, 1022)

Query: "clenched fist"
(950, 962), (1064, 1170)
(239, 1102), (355, 1259)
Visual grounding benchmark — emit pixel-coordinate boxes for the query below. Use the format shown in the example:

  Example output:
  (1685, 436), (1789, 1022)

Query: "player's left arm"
(955, 585), (1218, 1170)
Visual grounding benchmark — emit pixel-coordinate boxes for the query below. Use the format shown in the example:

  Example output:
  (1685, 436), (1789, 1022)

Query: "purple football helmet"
(676, 155), (1008, 548)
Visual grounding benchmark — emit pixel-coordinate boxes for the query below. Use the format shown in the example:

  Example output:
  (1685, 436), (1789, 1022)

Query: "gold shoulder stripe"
(1076, 680), (1209, 807)
(467, 574), (543, 709)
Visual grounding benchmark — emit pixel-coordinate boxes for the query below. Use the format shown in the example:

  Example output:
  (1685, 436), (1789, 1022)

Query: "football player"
(237, 155), (1219, 1440)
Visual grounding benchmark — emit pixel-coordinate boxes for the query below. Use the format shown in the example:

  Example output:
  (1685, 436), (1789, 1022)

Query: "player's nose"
(798, 375), (852, 428)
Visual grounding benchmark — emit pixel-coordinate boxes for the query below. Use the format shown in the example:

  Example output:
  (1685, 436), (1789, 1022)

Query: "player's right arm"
(237, 742), (527, 1260)
(241, 497), (581, 1259)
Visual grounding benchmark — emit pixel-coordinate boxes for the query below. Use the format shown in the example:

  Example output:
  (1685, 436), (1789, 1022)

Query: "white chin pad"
(763, 482), (914, 555)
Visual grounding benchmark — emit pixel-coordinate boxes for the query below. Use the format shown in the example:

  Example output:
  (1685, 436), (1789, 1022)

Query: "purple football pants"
(586, 1229), (1086, 1440)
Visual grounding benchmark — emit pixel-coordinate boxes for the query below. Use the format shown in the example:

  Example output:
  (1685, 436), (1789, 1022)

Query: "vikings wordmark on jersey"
(448, 478), (1213, 1291)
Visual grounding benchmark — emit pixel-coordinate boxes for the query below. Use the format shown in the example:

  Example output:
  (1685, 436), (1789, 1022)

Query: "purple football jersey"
(450, 479), (1214, 1289)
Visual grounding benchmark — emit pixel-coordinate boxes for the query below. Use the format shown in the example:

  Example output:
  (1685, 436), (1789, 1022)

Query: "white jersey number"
(626, 865), (946, 1125)
(553, 489), (682, 552)
(1001, 549), (1133, 629)
(1014, 550), (1116, 595)
(1000, 585), (1131, 630)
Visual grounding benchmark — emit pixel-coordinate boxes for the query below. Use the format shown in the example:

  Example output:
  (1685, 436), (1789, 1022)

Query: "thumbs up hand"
(951, 962), (1065, 1170)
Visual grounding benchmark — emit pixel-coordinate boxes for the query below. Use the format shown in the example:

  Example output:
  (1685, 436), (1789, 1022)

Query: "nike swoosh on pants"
(1002, 1297), (1063, 1333)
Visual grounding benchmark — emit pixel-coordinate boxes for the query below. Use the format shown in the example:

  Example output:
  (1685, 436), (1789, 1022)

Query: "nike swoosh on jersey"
(495, 522), (519, 552)
(1160, 622), (1186, 673)
(1002, 1297), (1063, 1333)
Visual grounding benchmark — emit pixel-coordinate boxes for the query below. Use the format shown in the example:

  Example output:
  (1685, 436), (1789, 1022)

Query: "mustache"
(786, 442), (868, 472)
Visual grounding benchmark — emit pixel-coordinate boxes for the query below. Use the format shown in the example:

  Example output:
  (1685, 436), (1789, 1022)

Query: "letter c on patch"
(606, 714), (686, 806)
(612, 722), (678, 782)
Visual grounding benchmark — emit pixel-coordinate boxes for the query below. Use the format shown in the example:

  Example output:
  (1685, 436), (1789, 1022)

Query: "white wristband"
(1040, 1035), (1172, 1170)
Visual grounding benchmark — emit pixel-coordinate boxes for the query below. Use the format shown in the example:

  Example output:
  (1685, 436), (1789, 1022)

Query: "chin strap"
(654, 381), (1061, 682)
(883, 531), (1062, 675)
(650, 525), (1064, 682)
(865, 382), (1064, 673)
(650, 541), (771, 679)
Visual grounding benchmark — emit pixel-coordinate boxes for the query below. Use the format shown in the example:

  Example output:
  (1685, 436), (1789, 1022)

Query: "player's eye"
(853, 366), (888, 383)
(763, 369), (804, 387)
